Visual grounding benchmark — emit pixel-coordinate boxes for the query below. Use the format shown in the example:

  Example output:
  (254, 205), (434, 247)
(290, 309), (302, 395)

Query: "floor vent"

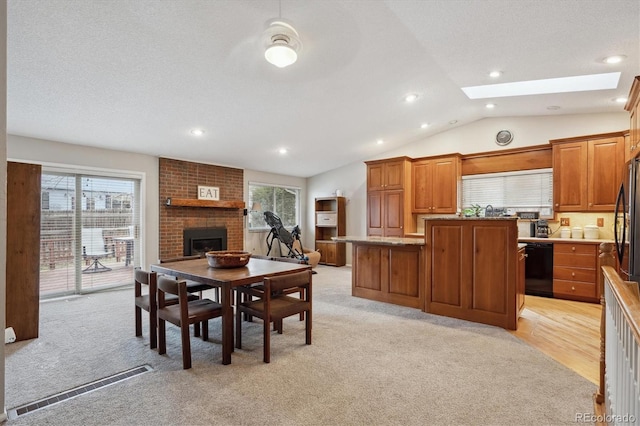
(7, 365), (153, 420)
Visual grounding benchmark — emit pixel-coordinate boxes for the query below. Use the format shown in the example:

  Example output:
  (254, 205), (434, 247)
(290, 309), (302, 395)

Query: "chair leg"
(305, 309), (312, 345)
(158, 318), (167, 355)
(235, 308), (242, 349)
(264, 317), (270, 363)
(149, 307), (158, 349)
(194, 322), (201, 337)
(135, 306), (142, 337)
(181, 322), (192, 370)
(202, 320), (209, 341)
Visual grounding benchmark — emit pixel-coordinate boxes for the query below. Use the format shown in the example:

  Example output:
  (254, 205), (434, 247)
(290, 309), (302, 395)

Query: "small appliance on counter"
(534, 219), (550, 238)
(560, 227), (571, 238)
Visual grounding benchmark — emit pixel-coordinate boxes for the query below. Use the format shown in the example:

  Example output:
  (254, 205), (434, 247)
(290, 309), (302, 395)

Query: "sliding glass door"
(40, 172), (141, 298)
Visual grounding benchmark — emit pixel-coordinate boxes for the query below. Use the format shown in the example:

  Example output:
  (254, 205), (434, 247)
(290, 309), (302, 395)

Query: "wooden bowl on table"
(205, 250), (252, 268)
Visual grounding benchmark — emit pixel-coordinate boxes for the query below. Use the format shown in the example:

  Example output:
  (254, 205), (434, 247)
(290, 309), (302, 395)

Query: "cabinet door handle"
(571, 246), (576, 251)
(571, 272), (575, 277)
(555, 203), (559, 207)
(571, 286), (576, 291)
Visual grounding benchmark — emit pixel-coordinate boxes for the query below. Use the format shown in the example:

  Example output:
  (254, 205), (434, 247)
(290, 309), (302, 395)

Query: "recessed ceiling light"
(547, 105), (561, 110)
(613, 97), (628, 103)
(278, 148), (288, 154)
(404, 93), (419, 103)
(603, 55), (626, 64)
(485, 103), (496, 109)
(377, 139), (384, 145)
(461, 72), (621, 99)
(489, 71), (502, 78)
(190, 129), (205, 136)
(420, 123), (429, 129)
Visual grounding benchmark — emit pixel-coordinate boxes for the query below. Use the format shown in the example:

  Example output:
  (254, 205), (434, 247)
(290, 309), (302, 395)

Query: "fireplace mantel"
(165, 197), (245, 209)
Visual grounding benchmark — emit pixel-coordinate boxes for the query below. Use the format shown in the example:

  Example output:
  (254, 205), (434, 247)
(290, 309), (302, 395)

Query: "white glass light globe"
(265, 44), (297, 68)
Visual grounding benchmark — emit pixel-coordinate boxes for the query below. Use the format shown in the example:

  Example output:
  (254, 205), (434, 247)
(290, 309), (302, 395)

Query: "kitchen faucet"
(485, 204), (494, 217)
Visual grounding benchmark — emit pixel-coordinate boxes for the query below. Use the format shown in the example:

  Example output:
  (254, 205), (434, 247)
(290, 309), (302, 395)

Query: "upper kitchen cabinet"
(625, 76), (640, 161)
(366, 157), (414, 237)
(367, 157), (410, 191)
(551, 132), (625, 212)
(412, 154), (461, 214)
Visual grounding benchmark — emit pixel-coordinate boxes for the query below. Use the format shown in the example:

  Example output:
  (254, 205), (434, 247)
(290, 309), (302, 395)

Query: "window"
(40, 172), (141, 298)
(462, 169), (553, 216)
(248, 183), (300, 230)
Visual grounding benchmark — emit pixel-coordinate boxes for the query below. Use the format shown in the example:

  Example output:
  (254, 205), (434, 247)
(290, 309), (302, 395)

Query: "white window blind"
(462, 169), (553, 211)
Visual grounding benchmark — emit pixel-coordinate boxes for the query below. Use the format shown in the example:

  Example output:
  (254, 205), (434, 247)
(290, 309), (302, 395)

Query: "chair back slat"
(134, 269), (157, 298)
(265, 270), (311, 293)
(158, 275), (181, 296)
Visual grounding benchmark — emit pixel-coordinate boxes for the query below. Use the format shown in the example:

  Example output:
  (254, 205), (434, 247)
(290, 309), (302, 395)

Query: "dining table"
(150, 256), (311, 364)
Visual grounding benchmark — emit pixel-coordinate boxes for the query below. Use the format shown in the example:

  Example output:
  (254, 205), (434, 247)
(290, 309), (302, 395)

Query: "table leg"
(221, 285), (233, 365)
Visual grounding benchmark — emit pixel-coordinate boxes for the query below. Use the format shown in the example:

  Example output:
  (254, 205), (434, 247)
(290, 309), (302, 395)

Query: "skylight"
(461, 72), (621, 99)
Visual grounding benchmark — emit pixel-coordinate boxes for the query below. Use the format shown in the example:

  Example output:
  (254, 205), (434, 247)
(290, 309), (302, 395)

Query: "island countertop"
(332, 235), (425, 246)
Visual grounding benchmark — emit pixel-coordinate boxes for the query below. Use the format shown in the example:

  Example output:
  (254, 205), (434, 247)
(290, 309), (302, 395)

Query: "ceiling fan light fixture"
(263, 20), (301, 68)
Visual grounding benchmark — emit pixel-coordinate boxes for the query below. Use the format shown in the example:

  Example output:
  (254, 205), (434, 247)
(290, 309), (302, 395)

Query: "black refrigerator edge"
(616, 158), (640, 282)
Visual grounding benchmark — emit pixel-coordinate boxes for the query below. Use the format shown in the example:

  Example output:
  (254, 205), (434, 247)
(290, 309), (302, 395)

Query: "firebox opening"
(183, 228), (227, 256)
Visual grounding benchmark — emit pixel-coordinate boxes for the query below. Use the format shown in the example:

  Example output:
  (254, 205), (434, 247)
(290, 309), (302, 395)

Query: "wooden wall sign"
(197, 185), (220, 201)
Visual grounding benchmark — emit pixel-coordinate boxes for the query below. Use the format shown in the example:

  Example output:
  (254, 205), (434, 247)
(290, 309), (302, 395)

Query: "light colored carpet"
(6, 265), (595, 425)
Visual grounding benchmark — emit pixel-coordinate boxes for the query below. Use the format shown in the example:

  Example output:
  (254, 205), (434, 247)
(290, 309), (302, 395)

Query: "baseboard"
(0, 408), (8, 422)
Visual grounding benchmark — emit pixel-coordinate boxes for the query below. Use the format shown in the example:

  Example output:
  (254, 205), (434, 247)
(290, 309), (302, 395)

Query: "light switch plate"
(597, 218), (604, 227)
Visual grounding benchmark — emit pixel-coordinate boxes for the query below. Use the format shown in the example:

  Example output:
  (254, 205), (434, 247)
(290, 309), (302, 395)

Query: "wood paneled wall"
(461, 145), (552, 175)
(158, 158), (244, 260)
(6, 161), (41, 341)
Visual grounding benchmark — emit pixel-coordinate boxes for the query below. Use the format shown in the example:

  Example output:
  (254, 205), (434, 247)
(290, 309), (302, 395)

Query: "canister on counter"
(571, 226), (583, 239)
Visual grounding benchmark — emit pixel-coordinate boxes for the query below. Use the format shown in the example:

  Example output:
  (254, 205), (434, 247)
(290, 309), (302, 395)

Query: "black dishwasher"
(524, 243), (554, 298)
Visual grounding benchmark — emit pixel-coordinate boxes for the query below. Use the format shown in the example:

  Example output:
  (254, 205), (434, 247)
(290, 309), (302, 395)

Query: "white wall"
(308, 112), (629, 265)
(7, 135), (160, 269)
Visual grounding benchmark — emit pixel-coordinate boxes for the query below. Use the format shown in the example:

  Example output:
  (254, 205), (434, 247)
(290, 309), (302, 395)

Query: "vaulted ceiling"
(8, 0), (639, 177)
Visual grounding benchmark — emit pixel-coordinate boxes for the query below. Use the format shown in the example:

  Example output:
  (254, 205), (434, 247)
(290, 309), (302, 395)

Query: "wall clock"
(495, 130), (513, 146)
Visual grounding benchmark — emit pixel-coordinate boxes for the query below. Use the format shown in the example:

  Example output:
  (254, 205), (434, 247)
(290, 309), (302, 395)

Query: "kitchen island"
(335, 218), (522, 330)
(425, 217), (520, 330)
(332, 236), (425, 309)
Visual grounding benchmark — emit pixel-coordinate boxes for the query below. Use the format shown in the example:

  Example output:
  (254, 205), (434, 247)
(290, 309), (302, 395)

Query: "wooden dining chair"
(134, 269), (197, 349)
(134, 268), (198, 349)
(157, 275), (223, 369)
(235, 270), (312, 363)
(237, 255), (307, 324)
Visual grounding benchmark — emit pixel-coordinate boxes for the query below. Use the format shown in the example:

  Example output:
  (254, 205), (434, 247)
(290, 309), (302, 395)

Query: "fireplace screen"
(183, 227), (227, 256)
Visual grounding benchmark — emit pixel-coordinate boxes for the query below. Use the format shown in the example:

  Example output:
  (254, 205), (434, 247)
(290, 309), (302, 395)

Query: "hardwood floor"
(510, 295), (601, 385)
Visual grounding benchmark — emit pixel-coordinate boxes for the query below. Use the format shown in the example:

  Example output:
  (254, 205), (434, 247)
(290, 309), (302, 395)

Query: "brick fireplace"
(159, 158), (243, 260)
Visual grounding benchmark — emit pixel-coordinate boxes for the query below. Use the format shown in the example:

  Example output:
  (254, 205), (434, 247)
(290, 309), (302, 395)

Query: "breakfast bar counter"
(333, 236), (425, 309)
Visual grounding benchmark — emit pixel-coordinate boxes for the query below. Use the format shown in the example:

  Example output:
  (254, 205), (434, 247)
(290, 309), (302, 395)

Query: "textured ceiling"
(7, 0), (640, 177)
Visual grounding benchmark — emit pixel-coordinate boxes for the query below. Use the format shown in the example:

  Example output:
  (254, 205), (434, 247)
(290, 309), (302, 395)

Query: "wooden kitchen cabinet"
(551, 132), (625, 212)
(352, 242), (424, 309)
(367, 157), (410, 191)
(366, 157), (414, 236)
(625, 76), (640, 160)
(412, 154), (461, 214)
(425, 218), (519, 330)
(553, 242), (598, 302)
(315, 196), (346, 266)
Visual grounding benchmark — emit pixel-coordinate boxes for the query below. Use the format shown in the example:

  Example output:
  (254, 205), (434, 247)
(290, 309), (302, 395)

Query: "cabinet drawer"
(553, 266), (596, 283)
(316, 212), (337, 226)
(554, 253), (596, 268)
(553, 243), (597, 256)
(553, 279), (597, 299)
